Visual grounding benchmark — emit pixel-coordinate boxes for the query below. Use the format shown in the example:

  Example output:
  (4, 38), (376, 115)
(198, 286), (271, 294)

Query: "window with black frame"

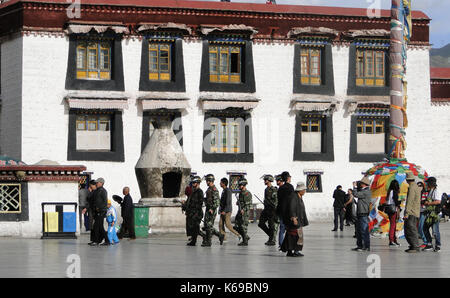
(202, 110), (253, 163)
(68, 109), (124, 162)
(347, 39), (389, 96)
(293, 37), (334, 95)
(76, 39), (112, 80)
(139, 34), (186, 92)
(306, 174), (322, 193)
(65, 31), (125, 91)
(293, 112), (334, 162)
(200, 35), (255, 93)
(148, 41), (172, 81)
(209, 43), (243, 84)
(349, 103), (389, 162)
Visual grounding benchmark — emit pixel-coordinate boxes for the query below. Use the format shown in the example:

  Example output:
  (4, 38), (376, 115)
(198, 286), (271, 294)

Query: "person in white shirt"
(422, 177), (441, 252)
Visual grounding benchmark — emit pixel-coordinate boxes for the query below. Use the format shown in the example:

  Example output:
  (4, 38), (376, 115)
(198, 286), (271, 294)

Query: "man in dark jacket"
(118, 187), (136, 240)
(91, 177), (109, 246)
(218, 178), (241, 242)
(86, 180), (97, 244)
(276, 171), (294, 248)
(332, 185), (347, 232)
(182, 176), (205, 246)
(352, 177), (372, 252)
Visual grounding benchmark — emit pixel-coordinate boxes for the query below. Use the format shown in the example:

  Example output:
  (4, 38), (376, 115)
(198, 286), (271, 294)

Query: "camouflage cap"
(204, 174), (215, 182)
(191, 176), (202, 184)
(275, 175), (283, 181)
(238, 178), (248, 186)
(261, 174), (274, 182)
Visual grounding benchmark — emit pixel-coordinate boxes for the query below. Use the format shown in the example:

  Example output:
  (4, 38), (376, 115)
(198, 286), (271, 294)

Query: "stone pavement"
(0, 222), (449, 278)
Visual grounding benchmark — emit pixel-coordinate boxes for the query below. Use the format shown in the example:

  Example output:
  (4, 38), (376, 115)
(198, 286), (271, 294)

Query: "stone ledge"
(138, 198), (182, 207)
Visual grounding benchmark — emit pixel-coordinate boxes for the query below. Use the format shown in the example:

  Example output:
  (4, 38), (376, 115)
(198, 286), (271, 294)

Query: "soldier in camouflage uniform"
(258, 174), (279, 246)
(235, 178), (253, 246)
(181, 176), (205, 246)
(202, 174), (225, 247)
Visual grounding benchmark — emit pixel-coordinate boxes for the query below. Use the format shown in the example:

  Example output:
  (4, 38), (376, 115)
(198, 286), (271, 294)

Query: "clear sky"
(205, 0), (448, 48)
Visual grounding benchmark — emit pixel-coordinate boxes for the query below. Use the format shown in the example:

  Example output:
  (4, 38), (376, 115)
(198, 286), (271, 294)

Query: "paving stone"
(0, 222), (448, 278)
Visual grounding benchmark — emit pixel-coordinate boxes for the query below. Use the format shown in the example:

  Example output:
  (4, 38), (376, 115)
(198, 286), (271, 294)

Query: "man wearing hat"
(352, 177), (372, 252)
(276, 172), (294, 249)
(235, 178), (253, 246)
(403, 172), (421, 253)
(183, 176), (205, 246)
(281, 181), (308, 257)
(91, 177), (109, 246)
(258, 174), (278, 246)
(202, 174), (224, 247)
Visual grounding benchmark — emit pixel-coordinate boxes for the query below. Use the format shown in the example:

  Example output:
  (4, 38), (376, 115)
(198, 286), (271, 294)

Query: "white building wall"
(0, 35), (22, 159)
(405, 48), (450, 189)
(16, 34), (444, 225)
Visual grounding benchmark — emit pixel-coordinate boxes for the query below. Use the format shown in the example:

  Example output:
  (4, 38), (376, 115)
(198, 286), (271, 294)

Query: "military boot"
(238, 231), (249, 246)
(201, 230), (212, 247)
(265, 237), (276, 246)
(187, 235), (197, 246)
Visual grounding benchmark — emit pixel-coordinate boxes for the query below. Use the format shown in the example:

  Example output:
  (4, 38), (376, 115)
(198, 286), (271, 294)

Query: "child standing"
(106, 200), (120, 245)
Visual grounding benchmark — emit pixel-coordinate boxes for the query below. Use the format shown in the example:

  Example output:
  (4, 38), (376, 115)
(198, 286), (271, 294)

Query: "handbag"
(378, 204), (396, 215)
(384, 204), (396, 216)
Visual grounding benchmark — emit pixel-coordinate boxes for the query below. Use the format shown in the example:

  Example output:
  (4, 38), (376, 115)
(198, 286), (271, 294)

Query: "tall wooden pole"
(389, 0), (412, 159)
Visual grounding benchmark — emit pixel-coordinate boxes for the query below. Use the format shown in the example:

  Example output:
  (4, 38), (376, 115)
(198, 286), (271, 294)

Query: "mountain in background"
(430, 43), (450, 68)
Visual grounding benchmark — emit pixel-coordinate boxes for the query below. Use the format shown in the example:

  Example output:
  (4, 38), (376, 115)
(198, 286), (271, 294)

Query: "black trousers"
(118, 216), (136, 239)
(92, 213), (107, 244)
(333, 207), (345, 230)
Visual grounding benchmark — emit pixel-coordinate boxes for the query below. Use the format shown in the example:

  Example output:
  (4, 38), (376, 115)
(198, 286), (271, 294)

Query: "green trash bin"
(134, 205), (149, 238)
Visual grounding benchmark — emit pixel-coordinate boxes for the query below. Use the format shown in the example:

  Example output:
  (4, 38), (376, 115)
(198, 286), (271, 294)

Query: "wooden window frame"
(301, 119), (322, 132)
(209, 44), (242, 84)
(76, 40), (112, 80)
(209, 120), (241, 154)
(148, 42), (172, 81)
(76, 115), (111, 132)
(300, 47), (321, 86)
(356, 49), (386, 87)
(210, 122), (219, 153)
(357, 118), (385, 134)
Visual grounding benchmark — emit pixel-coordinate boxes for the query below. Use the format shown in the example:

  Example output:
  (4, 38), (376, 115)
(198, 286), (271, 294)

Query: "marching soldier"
(258, 174), (278, 246)
(181, 176), (205, 246)
(235, 178), (253, 246)
(202, 174), (225, 247)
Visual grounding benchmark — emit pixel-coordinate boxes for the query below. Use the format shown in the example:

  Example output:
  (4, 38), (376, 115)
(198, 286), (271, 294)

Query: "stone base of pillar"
(137, 198), (185, 234)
